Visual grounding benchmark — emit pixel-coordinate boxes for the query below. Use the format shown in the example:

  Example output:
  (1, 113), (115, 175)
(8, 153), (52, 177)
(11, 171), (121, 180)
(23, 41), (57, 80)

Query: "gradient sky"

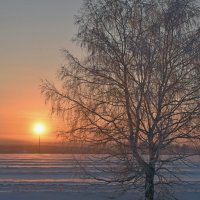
(0, 0), (82, 143)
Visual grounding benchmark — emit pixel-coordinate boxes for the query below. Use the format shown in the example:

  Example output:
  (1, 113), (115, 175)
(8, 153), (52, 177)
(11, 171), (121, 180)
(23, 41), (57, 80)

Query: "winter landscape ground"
(0, 154), (199, 200)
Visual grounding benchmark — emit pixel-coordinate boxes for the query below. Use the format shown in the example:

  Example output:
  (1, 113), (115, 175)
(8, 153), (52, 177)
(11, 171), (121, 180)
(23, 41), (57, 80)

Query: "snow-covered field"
(0, 154), (199, 200)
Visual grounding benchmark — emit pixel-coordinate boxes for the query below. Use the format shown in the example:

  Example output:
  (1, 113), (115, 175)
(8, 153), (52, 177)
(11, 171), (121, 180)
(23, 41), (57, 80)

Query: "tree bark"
(145, 164), (155, 200)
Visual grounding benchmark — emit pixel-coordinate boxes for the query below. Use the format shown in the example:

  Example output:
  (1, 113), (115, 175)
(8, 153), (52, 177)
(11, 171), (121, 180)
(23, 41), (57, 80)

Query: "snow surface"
(0, 154), (199, 200)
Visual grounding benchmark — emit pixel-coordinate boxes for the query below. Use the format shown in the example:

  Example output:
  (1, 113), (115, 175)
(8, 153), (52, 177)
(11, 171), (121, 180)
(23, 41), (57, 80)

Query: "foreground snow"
(0, 154), (199, 200)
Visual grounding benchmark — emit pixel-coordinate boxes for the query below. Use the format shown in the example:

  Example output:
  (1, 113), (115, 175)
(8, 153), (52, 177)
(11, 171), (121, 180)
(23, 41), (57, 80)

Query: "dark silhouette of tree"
(41, 0), (200, 199)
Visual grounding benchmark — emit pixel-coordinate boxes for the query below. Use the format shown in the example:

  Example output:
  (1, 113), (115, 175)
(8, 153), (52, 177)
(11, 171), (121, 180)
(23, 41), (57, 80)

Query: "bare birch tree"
(41, 0), (200, 199)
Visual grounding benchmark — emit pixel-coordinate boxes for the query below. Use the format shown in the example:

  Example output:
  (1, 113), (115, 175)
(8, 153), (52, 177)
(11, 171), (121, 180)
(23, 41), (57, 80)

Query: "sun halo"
(33, 123), (46, 135)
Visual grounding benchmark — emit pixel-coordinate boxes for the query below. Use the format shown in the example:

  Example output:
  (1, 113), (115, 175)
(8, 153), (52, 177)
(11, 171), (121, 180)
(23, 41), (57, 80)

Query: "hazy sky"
(0, 0), (82, 143)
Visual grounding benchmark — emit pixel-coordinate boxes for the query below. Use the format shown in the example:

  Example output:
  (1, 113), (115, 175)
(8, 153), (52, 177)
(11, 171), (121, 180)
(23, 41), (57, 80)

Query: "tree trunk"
(145, 164), (155, 200)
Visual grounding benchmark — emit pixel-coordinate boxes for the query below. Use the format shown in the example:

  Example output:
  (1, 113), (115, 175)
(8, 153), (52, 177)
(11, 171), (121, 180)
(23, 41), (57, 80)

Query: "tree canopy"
(41, 0), (200, 199)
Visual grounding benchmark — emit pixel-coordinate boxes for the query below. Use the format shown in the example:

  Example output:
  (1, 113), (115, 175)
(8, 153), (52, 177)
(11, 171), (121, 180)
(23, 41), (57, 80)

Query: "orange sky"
(0, 0), (82, 144)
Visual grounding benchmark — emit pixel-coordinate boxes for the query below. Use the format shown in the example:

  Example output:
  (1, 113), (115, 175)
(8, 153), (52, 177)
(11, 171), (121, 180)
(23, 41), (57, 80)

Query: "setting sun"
(33, 123), (46, 135)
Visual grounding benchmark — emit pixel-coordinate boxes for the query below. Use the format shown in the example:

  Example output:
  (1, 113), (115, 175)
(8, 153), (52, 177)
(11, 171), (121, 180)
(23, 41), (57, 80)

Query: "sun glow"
(33, 123), (46, 135)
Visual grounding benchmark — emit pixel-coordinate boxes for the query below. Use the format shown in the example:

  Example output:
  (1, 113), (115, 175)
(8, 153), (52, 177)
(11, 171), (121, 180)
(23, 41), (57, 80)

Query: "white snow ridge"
(0, 154), (199, 200)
